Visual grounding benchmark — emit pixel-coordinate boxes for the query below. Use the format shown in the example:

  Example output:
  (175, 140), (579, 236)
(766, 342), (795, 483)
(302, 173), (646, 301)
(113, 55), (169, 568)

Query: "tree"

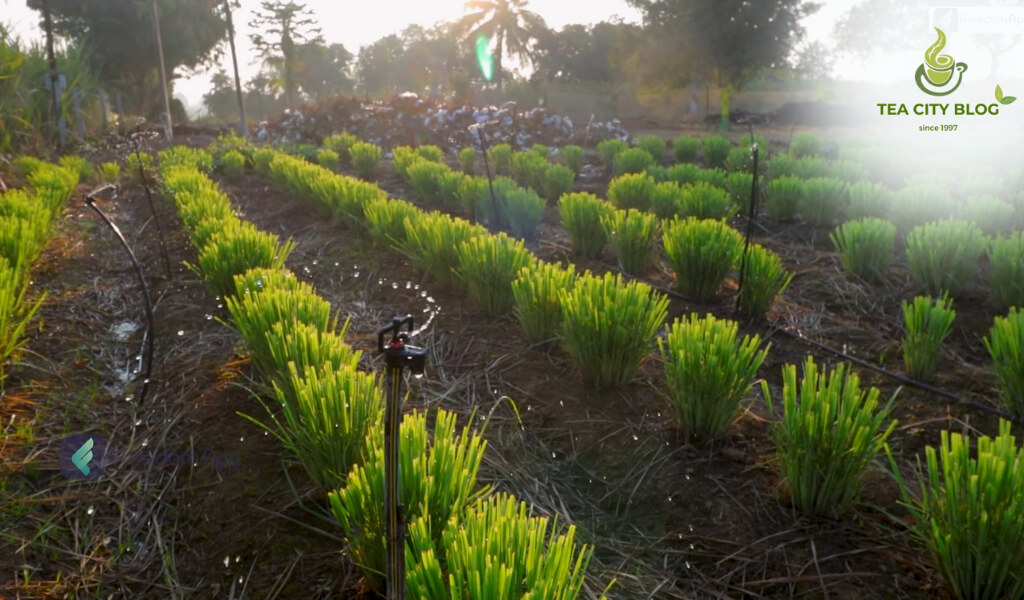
(535, 22), (642, 83)
(202, 69), (238, 120)
(628, 0), (820, 129)
(249, 1), (323, 109)
(455, 0), (548, 91)
(356, 34), (405, 95)
(295, 42), (353, 101)
(25, 0), (226, 117)
(355, 24), (479, 98)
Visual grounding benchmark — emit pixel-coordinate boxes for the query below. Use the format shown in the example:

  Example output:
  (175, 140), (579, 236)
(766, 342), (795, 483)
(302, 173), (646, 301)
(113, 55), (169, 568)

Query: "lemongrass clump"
(559, 192), (614, 259)
(613, 147), (656, 176)
(328, 408), (490, 594)
(405, 492), (596, 599)
(58, 155), (93, 182)
(767, 153), (797, 180)
(363, 197), (419, 248)
(455, 233), (536, 315)
(196, 224), (295, 298)
(316, 148), (339, 170)
(635, 135), (666, 162)
(220, 149), (246, 180)
(407, 160), (453, 208)
(99, 161), (121, 184)
(789, 132), (824, 158)
(672, 136), (700, 163)
(597, 138), (627, 171)
(324, 132), (358, 165)
(830, 217), (896, 281)
(905, 220), (986, 296)
(726, 172), (757, 216)
(607, 173), (655, 212)
(349, 141), (382, 180)
(561, 145), (584, 174)
(891, 184), (954, 234)
(725, 146), (753, 173)
(847, 180), (891, 219)
(542, 164), (575, 202)
(511, 261), (577, 343)
(0, 257), (43, 388)
(737, 244), (793, 318)
(887, 420), (1024, 600)
(679, 181), (735, 220)
(702, 135), (732, 169)
(159, 146), (214, 173)
(763, 357), (897, 517)
(988, 232), (1024, 311)
(662, 216), (743, 302)
(600, 208), (659, 275)
(400, 211), (487, 289)
(799, 177), (847, 226)
(458, 146), (477, 174)
(558, 271), (668, 388)
(503, 188), (546, 239)
(252, 148), (275, 176)
(985, 308), (1024, 417)
(658, 313), (768, 440)
(765, 176), (804, 221)
(651, 181), (684, 220)
(487, 143), (513, 176)
(901, 294), (955, 382)
(961, 196), (1015, 236)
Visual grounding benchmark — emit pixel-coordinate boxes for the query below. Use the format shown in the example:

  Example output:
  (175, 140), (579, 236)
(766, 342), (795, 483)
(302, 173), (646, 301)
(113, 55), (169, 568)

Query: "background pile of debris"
(253, 93), (631, 151)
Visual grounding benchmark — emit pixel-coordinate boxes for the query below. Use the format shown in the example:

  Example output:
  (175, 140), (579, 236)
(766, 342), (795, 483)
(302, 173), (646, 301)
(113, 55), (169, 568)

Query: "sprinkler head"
(378, 315), (427, 374)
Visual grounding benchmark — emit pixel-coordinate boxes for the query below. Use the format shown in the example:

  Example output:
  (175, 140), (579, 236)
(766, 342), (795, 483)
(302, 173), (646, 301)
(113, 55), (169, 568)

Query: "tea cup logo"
(915, 28), (967, 96)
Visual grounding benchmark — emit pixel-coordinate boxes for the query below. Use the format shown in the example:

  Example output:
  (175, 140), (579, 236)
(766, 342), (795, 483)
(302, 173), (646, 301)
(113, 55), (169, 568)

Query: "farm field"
(2, 124), (1024, 600)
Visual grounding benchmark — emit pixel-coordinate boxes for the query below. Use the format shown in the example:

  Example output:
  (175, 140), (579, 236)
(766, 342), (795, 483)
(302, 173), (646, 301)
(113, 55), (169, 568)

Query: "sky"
(2, 0), (1023, 114)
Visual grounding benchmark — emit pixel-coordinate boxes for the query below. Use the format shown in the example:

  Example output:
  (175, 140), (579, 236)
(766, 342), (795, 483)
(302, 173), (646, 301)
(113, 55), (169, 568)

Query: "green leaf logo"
(996, 84), (1017, 105)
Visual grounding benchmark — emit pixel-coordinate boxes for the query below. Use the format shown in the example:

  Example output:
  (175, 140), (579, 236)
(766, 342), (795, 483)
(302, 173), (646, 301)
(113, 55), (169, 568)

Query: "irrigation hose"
(85, 186), (155, 406)
(130, 139), (173, 279)
(384, 363), (406, 600)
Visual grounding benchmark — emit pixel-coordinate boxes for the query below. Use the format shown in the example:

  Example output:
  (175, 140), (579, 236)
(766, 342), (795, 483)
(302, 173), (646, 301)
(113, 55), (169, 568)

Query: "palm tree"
(456, 0), (548, 91)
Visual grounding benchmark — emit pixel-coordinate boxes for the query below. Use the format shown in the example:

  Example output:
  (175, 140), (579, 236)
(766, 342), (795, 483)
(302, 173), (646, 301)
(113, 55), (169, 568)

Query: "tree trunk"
(719, 82), (734, 132)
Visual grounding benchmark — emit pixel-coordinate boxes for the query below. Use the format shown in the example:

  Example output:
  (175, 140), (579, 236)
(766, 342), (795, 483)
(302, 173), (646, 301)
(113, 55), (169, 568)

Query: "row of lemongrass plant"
(0, 159), (79, 389)
(163, 149), (606, 598)
(262, 142), (1024, 599)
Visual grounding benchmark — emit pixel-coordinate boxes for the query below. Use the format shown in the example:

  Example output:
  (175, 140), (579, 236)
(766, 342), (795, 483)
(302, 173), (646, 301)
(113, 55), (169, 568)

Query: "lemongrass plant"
(635, 134), (666, 162)
(762, 357), (897, 517)
(887, 420), (1024, 600)
(0, 216), (47, 275)
(789, 132), (824, 158)
(765, 176), (804, 221)
(902, 294), (955, 382)
(562, 145), (584, 174)
(405, 492), (597, 600)
(662, 217), (743, 302)
(725, 146), (753, 173)
(612, 148), (655, 176)
(241, 362), (382, 492)
(607, 173), (655, 212)
(988, 232), (1024, 311)
(542, 164), (575, 202)
(488, 143), (513, 175)
(702, 135), (732, 168)
(665, 163), (704, 187)
(503, 188), (546, 239)
(158, 146), (213, 173)
(891, 184), (954, 235)
(658, 313), (768, 440)
(725, 172), (756, 216)
(328, 408), (490, 594)
(407, 160), (452, 208)
(264, 321), (361, 383)
(400, 211), (487, 289)
(221, 149), (246, 180)
(99, 161), (121, 184)
(349, 141), (382, 180)
(559, 271), (669, 388)
(799, 177), (847, 226)
(233, 267), (303, 296)
(597, 139), (627, 171)
(559, 192), (614, 259)
(673, 136), (700, 162)
(456, 233), (536, 315)
(600, 208), (658, 275)
(651, 181), (684, 220)
(847, 180), (891, 219)
(0, 257), (43, 389)
(679, 181), (735, 220)
(458, 146), (477, 174)
(324, 132), (358, 165)
(984, 307), (1024, 417)
(737, 244), (793, 318)
(58, 155), (93, 182)
(316, 148), (339, 170)
(197, 224), (295, 299)
(830, 217), (896, 281)
(512, 261), (577, 343)
(961, 195), (1015, 236)
(225, 282), (340, 373)
(905, 220), (986, 296)
(363, 197), (419, 248)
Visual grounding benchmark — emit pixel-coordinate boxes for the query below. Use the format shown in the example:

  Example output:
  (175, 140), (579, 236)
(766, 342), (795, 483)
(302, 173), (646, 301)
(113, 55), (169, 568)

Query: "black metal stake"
(130, 140), (173, 279)
(470, 122), (502, 228)
(734, 141), (761, 316)
(377, 316), (427, 600)
(86, 185), (155, 405)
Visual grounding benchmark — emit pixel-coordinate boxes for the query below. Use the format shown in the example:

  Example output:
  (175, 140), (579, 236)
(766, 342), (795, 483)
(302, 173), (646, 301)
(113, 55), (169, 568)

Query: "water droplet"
(205, 314), (213, 321)
(551, 452), (557, 458)
(334, 262), (339, 267)
(391, 282), (399, 289)
(135, 419), (142, 426)
(420, 290), (427, 297)
(353, 271), (360, 278)
(667, 496), (673, 502)
(177, 330), (184, 336)
(426, 296), (435, 303)
(559, 400), (564, 406)
(235, 556), (240, 563)
(86, 506), (95, 516)
(414, 372), (424, 379)
(223, 556), (230, 568)
(632, 434), (639, 441)
(140, 439), (149, 447)
(239, 436), (245, 442)
(312, 259), (318, 265)
(405, 281), (412, 289)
